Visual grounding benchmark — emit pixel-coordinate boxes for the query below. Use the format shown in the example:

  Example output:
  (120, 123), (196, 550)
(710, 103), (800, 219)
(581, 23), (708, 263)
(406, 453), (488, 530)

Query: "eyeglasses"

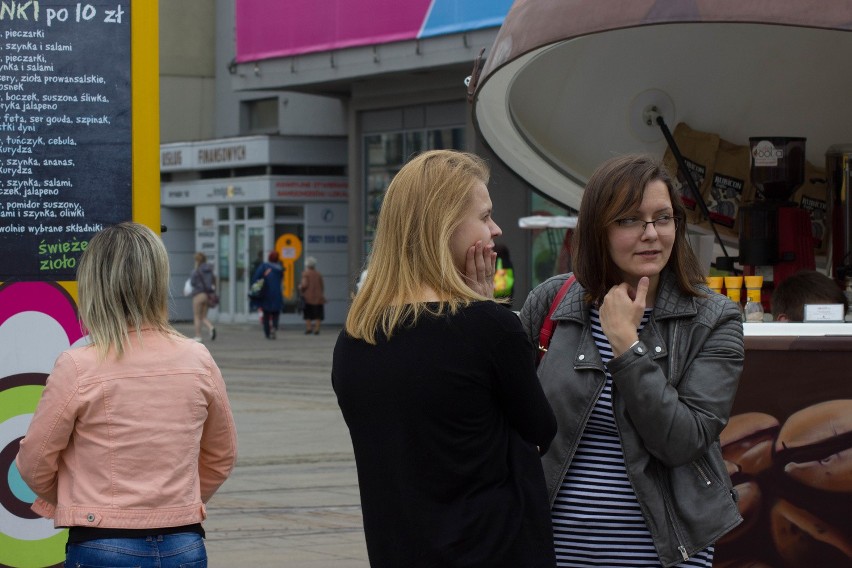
(613, 215), (679, 235)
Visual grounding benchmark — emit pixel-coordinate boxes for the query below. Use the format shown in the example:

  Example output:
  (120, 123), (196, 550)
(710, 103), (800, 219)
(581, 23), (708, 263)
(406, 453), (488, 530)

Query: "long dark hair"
(571, 154), (706, 303)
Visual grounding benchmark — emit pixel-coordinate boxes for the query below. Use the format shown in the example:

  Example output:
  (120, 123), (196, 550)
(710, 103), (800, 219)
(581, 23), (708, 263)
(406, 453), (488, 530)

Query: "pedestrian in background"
(299, 256), (326, 335)
(520, 154), (744, 567)
(190, 252), (217, 342)
(16, 222), (238, 568)
(253, 251), (285, 339)
(333, 150), (557, 567)
(771, 269), (848, 321)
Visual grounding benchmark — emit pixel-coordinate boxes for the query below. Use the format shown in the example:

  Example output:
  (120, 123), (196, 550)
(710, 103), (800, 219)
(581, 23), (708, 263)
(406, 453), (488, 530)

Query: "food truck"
(470, 2), (852, 565)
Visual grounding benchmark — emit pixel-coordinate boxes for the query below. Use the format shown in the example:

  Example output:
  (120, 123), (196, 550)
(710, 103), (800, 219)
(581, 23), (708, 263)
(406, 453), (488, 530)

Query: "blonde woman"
(190, 252), (216, 342)
(17, 222), (237, 567)
(333, 150), (557, 567)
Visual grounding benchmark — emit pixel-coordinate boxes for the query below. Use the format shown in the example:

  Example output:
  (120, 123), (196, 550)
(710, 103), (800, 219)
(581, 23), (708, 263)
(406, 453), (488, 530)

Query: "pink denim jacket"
(16, 329), (238, 529)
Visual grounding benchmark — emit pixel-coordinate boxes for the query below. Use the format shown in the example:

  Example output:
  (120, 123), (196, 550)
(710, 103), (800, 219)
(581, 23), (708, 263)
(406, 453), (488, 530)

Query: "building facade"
(162, 1), (573, 322)
(160, 135), (349, 323)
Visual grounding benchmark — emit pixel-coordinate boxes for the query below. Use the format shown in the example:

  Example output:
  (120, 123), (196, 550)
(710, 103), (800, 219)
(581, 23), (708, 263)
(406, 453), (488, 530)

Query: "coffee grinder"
(739, 137), (814, 296)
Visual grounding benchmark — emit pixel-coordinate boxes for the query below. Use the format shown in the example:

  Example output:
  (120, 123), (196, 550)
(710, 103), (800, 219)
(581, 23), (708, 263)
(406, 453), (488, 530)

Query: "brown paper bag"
(793, 161), (830, 257)
(699, 139), (753, 240)
(662, 122), (719, 225)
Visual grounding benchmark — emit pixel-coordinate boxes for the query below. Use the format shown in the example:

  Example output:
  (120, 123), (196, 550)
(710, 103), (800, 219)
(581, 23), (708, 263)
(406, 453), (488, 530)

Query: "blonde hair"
(194, 251), (207, 266)
(77, 222), (177, 359)
(346, 150), (491, 344)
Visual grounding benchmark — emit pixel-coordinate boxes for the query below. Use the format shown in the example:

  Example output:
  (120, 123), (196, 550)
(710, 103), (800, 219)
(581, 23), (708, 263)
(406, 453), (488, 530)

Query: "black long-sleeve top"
(332, 301), (557, 568)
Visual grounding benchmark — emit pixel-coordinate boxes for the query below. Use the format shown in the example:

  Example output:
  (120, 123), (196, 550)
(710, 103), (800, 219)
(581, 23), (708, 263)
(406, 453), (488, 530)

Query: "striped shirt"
(551, 308), (713, 567)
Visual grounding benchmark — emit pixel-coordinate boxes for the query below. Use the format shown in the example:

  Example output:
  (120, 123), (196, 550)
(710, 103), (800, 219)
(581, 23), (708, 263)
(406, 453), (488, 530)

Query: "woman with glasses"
(520, 154), (744, 567)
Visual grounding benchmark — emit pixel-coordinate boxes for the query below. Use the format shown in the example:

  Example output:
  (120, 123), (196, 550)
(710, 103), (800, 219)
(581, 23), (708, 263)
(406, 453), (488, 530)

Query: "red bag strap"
(537, 275), (576, 363)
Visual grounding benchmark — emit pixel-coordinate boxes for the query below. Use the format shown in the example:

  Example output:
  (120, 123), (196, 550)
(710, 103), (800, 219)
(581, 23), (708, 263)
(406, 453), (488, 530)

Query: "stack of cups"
(706, 276), (723, 294)
(744, 276), (763, 303)
(743, 275), (765, 322)
(724, 276), (744, 313)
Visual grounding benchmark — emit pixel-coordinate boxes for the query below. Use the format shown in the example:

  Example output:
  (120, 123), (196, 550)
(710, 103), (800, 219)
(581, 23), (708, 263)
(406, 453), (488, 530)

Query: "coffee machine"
(739, 137), (814, 289)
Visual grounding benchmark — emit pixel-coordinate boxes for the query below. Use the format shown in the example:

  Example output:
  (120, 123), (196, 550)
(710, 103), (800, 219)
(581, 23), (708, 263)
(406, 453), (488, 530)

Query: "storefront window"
(426, 128), (464, 150)
(241, 97), (278, 135)
(363, 126), (464, 254)
(364, 133), (401, 246)
(217, 225), (230, 313)
(274, 205), (303, 219)
(247, 227), (265, 294)
(403, 131), (425, 155)
(529, 193), (574, 288)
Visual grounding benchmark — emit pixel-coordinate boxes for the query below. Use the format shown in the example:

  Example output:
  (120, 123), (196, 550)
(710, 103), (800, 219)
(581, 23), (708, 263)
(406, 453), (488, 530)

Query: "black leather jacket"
(519, 270), (744, 567)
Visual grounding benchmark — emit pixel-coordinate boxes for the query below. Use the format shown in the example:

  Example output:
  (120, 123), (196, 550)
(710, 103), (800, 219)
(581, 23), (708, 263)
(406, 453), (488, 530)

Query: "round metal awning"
(470, 0), (852, 209)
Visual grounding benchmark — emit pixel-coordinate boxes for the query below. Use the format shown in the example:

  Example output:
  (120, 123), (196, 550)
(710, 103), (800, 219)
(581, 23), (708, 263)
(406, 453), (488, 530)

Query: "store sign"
(161, 149), (183, 167)
(196, 144), (247, 166)
(274, 179), (348, 201)
(306, 230), (348, 251)
(162, 177), (348, 206)
(194, 207), (217, 273)
(160, 137), (270, 171)
(306, 202), (347, 226)
(304, 203), (348, 252)
(0, 0), (131, 280)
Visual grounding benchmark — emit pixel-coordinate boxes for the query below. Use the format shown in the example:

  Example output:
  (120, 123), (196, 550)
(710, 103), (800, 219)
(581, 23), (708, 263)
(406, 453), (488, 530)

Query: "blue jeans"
(65, 533), (206, 568)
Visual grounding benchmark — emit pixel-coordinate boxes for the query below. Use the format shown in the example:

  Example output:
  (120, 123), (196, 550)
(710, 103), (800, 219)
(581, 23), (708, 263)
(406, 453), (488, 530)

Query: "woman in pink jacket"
(16, 222), (238, 568)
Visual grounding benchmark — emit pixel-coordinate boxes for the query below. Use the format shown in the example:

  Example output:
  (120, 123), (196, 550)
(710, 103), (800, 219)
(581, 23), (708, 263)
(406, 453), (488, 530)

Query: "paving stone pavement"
(174, 321), (370, 567)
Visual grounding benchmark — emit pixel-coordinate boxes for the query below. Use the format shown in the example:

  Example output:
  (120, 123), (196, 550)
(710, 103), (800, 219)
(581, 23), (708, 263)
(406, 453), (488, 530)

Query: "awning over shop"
(471, 0), (852, 210)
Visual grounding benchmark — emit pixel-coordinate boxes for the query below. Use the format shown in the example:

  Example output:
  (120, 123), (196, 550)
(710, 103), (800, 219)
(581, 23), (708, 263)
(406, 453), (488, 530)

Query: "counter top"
(742, 322), (852, 336)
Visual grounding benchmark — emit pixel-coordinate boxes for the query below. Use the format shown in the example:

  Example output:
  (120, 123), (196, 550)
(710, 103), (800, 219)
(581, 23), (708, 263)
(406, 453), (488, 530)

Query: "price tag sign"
(0, 1), (132, 280)
(803, 304), (846, 322)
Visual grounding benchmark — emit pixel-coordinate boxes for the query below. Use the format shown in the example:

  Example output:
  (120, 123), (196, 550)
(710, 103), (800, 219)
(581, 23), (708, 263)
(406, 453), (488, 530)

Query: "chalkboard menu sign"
(0, 1), (131, 281)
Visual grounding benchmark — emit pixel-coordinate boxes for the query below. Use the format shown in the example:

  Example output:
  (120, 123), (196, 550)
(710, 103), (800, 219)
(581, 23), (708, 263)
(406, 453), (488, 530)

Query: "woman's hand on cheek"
(600, 276), (649, 356)
(464, 240), (496, 297)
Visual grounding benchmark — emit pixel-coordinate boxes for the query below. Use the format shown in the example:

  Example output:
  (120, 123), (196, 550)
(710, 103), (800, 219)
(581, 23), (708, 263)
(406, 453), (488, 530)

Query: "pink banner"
(236, 0), (513, 62)
(236, 0), (432, 62)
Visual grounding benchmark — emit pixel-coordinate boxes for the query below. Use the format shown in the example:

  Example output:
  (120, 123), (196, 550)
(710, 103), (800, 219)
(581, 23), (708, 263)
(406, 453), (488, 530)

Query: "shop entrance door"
(235, 221), (266, 319)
